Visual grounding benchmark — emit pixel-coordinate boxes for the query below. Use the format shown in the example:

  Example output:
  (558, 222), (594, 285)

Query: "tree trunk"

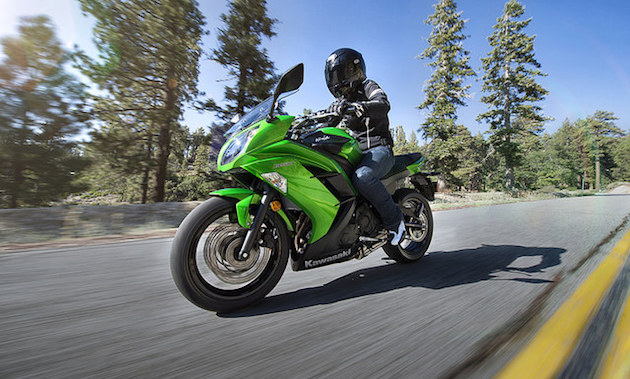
(151, 121), (172, 203)
(436, 160), (447, 192)
(583, 171), (589, 190)
(9, 163), (22, 208)
(505, 161), (514, 191)
(437, 173), (447, 193)
(503, 59), (513, 191)
(141, 133), (153, 204)
(595, 157), (601, 192)
(151, 73), (177, 203)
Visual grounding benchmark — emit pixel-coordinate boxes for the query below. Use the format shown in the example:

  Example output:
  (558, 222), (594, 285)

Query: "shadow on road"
(220, 244), (566, 318)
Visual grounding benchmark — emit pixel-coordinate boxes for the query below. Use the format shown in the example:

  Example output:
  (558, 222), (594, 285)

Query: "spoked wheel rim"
(397, 196), (432, 258)
(190, 212), (283, 295)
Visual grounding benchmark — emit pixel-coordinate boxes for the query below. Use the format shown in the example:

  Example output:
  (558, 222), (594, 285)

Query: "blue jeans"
(352, 145), (403, 230)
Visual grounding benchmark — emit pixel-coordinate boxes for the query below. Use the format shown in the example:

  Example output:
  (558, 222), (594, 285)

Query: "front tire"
(170, 197), (289, 312)
(383, 191), (433, 263)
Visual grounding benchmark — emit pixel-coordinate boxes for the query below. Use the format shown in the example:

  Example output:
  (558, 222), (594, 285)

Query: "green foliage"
(584, 110), (623, 190)
(168, 144), (215, 201)
(449, 129), (488, 191)
(166, 129), (233, 201)
(204, 0), (277, 121)
(392, 126), (421, 154)
(202, 0), (278, 170)
(418, 0), (475, 190)
(478, 0), (548, 190)
(419, 0), (475, 140)
(0, 16), (90, 208)
(612, 135), (630, 180)
(6, 4), (627, 207)
(548, 120), (584, 188)
(427, 125), (487, 191)
(78, 0), (206, 202)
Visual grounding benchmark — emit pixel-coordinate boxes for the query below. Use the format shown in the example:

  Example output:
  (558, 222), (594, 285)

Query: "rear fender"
(409, 174), (438, 201)
(210, 188), (294, 231)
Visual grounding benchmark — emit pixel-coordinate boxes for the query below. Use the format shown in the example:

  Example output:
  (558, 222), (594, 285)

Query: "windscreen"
(224, 96), (274, 137)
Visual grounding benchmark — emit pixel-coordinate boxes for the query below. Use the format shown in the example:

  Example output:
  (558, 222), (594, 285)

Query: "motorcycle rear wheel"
(170, 197), (289, 313)
(383, 191), (433, 263)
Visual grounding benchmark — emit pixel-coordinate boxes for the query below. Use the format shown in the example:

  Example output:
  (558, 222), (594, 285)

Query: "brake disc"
(203, 223), (272, 285)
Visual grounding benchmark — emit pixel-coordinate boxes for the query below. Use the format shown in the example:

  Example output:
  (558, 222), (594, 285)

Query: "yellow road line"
(598, 289), (630, 379)
(496, 228), (630, 379)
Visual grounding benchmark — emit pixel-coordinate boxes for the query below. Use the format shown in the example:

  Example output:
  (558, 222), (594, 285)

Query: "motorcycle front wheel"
(170, 197), (289, 313)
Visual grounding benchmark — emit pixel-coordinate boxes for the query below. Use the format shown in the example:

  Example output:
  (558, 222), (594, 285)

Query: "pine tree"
(612, 134), (630, 181)
(393, 125), (409, 155)
(550, 119), (582, 189)
(78, 0), (205, 202)
(408, 131), (420, 152)
(585, 110), (622, 190)
(574, 118), (596, 189)
(0, 16), (89, 208)
(449, 128), (488, 191)
(204, 0), (278, 162)
(478, 0), (548, 191)
(393, 126), (421, 155)
(418, 0), (475, 189)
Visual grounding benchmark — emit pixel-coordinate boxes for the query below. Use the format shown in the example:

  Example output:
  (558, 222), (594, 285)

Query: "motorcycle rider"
(323, 48), (405, 245)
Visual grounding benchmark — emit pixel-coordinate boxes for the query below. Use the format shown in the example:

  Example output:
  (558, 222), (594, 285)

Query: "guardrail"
(0, 202), (201, 245)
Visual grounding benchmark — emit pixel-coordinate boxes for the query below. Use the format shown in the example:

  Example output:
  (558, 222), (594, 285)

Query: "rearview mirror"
(275, 63), (304, 96)
(268, 63), (304, 120)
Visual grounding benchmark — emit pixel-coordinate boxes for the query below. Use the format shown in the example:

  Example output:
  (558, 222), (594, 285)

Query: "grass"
(431, 189), (596, 211)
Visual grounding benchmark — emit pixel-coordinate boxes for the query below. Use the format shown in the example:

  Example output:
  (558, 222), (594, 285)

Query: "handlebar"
(289, 106), (358, 137)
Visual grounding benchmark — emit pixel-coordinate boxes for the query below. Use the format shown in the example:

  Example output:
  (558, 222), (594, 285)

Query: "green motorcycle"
(170, 63), (436, 312)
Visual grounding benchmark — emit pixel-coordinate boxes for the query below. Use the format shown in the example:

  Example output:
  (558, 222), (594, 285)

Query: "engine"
(339, 202), (380, 247)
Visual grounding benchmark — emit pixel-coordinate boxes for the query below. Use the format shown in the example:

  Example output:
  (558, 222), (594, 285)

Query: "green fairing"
(218, 116), (295, 171)
(317, 127), (362, 166)
(243, 154), (339, 242)
(235, 195), (258, 228)
(209, 188), (293, 231)
(217, 116), (354, 243)
(209, 188), (257, 201)
(406, 156), (426, 174)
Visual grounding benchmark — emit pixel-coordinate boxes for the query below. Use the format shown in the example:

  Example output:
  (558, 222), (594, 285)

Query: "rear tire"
(170, 197), (289, 313)
(383, 191), (433, 263)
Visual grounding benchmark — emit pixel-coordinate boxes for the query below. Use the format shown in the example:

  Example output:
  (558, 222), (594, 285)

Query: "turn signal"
(270, 201), (282, 212)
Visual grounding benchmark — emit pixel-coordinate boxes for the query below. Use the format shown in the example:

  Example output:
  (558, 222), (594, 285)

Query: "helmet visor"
(325, 63), (346, 86)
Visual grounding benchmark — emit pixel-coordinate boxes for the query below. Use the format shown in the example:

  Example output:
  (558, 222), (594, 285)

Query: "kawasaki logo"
(304, 249), (354, 268)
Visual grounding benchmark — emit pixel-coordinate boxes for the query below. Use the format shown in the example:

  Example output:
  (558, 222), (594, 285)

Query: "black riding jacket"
(326, 79), (393, 150)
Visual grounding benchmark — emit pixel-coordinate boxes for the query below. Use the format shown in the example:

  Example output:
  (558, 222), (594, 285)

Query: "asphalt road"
(2, 195), (629, 378)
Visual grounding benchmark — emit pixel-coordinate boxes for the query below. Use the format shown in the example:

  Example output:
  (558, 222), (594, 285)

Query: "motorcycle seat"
(383, 152), (423, 179)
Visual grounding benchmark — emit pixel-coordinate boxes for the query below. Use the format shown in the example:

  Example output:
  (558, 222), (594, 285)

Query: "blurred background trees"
(0, 16), (89, 208)
(77, 0), (205, 203)
(0, 0), (628, 208)
(202, 0), (278, 165)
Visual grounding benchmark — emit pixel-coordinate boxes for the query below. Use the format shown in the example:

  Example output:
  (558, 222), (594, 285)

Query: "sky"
(1, 0), (629, 140)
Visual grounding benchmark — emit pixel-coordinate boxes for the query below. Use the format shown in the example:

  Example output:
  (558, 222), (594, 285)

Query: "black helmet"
(325, 48), (366, 98)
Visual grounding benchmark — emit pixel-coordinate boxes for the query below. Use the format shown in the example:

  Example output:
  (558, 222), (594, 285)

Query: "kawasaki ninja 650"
(170, 63), (436, 312)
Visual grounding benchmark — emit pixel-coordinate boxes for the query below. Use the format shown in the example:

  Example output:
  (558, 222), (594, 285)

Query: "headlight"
(221, 127), (258, 166)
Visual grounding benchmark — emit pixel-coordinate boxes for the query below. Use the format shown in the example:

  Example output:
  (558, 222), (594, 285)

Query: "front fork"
(237, 191), (273, 260)
(210, 185), (293, 260)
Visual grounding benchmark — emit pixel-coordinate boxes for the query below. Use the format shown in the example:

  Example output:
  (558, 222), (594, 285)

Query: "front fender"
(210, 188), (294, 232)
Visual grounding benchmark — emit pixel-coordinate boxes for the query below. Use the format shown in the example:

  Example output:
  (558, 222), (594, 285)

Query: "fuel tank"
(298, 127), (362, 167)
